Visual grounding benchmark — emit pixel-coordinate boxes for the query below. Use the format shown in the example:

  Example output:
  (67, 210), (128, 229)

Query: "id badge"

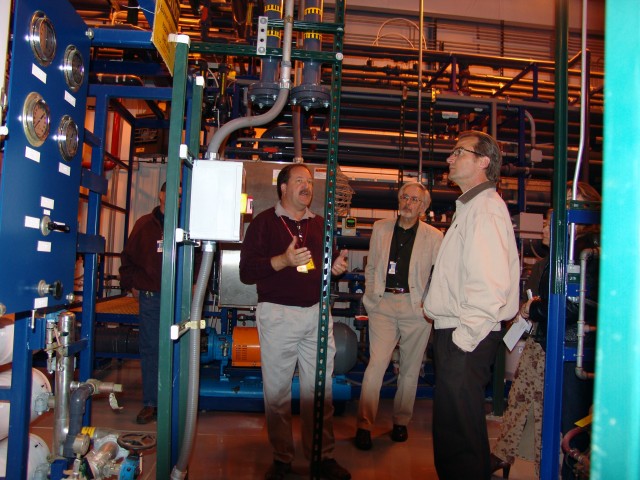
(157, 239), (163, 253)
(388, 261), (396, 275)
(297, 258), (315, 273)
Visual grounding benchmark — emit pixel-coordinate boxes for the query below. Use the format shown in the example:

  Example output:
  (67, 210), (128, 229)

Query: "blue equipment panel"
(0, 0), (89, 314)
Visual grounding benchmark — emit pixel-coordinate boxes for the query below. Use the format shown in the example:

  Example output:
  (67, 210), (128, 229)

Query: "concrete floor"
(29, 359), (536, 479)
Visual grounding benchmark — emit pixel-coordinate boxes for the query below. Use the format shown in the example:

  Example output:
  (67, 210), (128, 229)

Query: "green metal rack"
(157, 2), (346, 475)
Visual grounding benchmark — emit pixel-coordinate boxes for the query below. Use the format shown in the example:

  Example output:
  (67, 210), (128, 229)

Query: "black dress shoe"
(319, 458), (351, 480)
(136, 406), (157, 424)
(354, 428), (372, 450)
(489, 453), (511, 479)
(265, 460), (292, 480)
(390, 424), (408, 442)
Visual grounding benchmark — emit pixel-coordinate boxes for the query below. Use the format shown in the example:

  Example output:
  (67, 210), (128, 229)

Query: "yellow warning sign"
(152, 0), (180, 75)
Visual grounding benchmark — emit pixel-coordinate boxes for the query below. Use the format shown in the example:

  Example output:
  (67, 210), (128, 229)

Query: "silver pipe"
(575, 246), (598, 380)
(416, 0), (424, 182)
(569, 0), (590, 264)
(524, 109), (537, 148)
(52, 311), (76, 457)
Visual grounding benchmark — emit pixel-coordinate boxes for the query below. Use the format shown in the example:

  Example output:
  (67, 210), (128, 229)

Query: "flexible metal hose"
(170, 243), (214, 479)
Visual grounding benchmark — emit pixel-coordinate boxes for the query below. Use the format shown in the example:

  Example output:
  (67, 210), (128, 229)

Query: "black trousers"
(432, 328), (502, 480)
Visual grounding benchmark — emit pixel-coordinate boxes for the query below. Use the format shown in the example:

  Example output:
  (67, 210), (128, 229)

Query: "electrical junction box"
(190, 159), (244, 241)
(341, 217), (357, 236)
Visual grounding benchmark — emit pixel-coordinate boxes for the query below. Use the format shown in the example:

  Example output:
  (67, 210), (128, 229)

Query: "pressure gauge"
(22, 92), (50, 147)
(63, 45), (84, 92)
(56, 115), (79, 161)
(29, 11), (57, 66)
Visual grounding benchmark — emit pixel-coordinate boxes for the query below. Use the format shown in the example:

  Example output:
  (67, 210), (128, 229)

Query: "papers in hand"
(503, 315), (532, 351)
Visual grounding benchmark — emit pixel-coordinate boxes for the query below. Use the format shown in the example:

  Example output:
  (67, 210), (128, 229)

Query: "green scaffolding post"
(591, 0), (640, 478)
(310, 0), (345, 476)
(157, 35), (197, 478)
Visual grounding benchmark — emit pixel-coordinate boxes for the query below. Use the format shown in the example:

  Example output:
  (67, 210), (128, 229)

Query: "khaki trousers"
(257, 302), (336, 464)
(357, 292), (431, 429)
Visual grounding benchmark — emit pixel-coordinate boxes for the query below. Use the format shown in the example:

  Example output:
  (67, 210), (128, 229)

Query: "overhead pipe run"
(207, 0), (294, 158)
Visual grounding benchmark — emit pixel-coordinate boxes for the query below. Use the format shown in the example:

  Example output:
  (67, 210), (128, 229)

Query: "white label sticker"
(34, 297), (48, 309)
(64, 90), (76, 107)
(25, 216), (40, 229)
(37, 241), (52, 252)
(58, 163), (71, 176)
(40, 196), (54, 210)
(31, 63), (47, 83)
(25, 146), (41, 162)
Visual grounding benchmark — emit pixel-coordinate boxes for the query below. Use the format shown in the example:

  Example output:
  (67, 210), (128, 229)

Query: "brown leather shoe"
(136, 406), (157, 424)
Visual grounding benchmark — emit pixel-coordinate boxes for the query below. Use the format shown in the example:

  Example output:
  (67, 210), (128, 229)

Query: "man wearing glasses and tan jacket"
(354, 181), (443, 450)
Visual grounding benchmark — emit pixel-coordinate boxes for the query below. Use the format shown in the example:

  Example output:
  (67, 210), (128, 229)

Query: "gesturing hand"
(331, 249), (349, 276)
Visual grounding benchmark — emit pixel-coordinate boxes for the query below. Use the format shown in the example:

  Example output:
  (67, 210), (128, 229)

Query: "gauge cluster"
(0, 0), (90, 314)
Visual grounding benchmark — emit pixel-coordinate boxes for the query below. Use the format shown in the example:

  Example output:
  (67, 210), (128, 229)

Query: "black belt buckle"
(385, 287), (406, 294)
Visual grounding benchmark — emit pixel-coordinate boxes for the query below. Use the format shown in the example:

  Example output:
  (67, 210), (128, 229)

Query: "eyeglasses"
(449, 146), (481, 158)
(399, 194), (423, 204)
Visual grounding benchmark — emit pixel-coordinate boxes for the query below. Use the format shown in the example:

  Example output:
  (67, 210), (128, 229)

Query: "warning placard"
(152, 0), (180, 75)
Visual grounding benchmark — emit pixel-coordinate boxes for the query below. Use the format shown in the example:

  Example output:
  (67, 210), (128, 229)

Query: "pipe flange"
(248, 82), (280, 108)
(290, 84), (330, 110)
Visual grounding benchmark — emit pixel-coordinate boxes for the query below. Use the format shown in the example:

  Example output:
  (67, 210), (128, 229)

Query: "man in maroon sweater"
(240, 164), (350, 480)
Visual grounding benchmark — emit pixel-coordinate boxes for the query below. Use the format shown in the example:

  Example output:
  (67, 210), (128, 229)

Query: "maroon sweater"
(120, 206), (164, 292)
(240, 206), (336, 307)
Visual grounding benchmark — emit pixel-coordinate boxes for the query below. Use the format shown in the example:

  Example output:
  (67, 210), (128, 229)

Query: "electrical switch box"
(190, 159), (244, 241)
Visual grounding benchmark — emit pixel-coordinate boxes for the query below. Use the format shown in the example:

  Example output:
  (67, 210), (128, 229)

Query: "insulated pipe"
(62, 383), (95, 458)
(575, 246), (598, 380)
(170, 242), (215, 479)
(206, 0), (294, 157)
(52, 312), (76, 458)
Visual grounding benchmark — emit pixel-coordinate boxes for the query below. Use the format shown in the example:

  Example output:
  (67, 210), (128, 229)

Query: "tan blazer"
(363, 218), (443, 318)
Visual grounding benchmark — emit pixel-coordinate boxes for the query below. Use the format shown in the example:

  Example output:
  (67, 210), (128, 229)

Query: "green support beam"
(592, 0), (640, 478)
(158, 36), (191, 479)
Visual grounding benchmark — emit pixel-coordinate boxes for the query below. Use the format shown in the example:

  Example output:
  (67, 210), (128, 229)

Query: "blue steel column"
(540, 0), (569, 477)
(157, 37), (191, 478)
(591, 0), (640, 478)
(79, 91), (110, 391)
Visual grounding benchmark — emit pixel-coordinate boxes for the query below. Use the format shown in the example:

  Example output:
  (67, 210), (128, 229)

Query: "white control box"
(190, 159), (244, 241)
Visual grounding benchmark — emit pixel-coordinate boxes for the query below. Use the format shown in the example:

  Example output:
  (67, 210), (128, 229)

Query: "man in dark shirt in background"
(119, 181), (165, 424)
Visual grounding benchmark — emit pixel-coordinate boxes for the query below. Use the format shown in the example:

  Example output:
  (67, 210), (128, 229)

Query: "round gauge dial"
(22, 92), (51, 147)
(29, 11), (57, 66)
(63, 45), (84, 92)
(57, 115), (79, 161)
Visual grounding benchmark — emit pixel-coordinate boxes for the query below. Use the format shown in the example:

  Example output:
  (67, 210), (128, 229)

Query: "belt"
(384, 287), (408, 294)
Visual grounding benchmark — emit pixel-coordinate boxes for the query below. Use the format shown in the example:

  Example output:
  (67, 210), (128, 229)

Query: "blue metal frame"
(0, 0), (90, 314)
